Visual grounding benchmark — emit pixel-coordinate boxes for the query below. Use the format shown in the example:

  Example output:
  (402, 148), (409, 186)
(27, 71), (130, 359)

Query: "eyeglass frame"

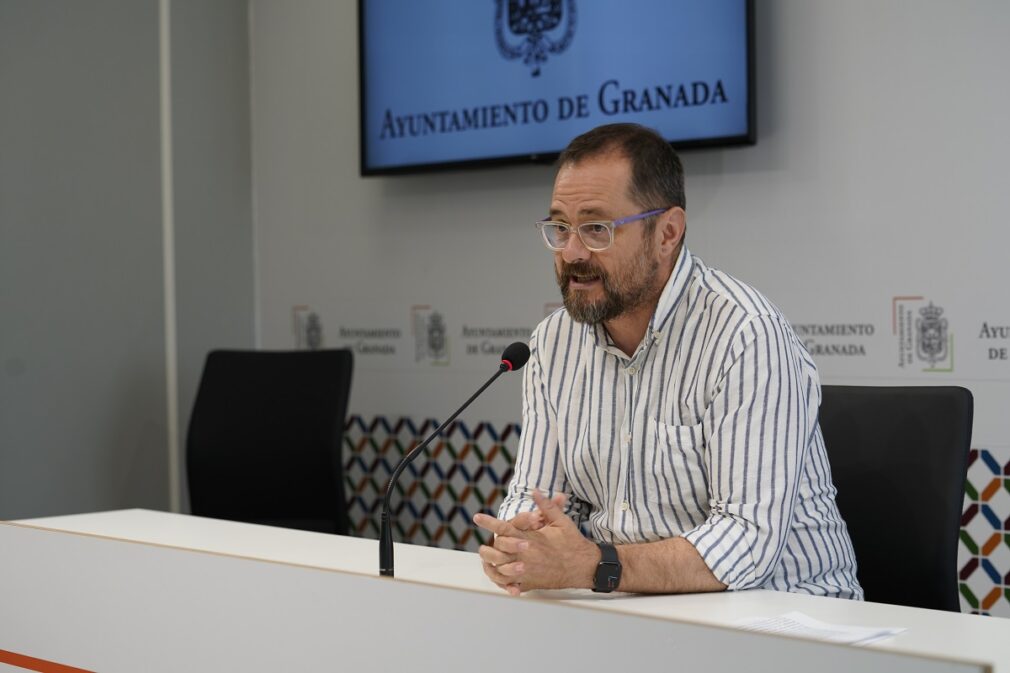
(535, 207), (670, 252)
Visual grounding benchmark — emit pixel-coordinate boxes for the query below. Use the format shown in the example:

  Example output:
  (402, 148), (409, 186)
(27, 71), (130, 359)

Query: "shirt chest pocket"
(641, 418), (709, 508)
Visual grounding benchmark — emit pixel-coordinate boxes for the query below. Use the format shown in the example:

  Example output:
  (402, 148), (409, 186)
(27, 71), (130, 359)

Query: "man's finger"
(511, 493), (567, 531)
(478, 544), (516, 567)
(491, 560), (526, 578)
(473, 512), (522, 538)
(492, 536), (530, 555)
(531, 489), (572, 526)
(510, 511), (540, 531)
(482, 561), (517, 587)
(491, 578), (522, 597)
(494, 581), (515, 595)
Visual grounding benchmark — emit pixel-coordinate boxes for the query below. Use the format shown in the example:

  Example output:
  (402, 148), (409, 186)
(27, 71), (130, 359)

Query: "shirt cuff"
(681, 514), (758, 591)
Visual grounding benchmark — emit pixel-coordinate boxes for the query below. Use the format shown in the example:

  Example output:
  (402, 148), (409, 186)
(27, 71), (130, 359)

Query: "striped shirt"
(500, 248), (862, 599)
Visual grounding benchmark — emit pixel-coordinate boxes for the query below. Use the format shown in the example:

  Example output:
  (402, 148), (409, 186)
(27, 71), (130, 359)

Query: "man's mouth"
(568, 271), (602, 288)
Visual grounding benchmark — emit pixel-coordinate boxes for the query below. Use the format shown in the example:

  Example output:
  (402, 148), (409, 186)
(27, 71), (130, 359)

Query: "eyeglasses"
(535, 208), (669, 252)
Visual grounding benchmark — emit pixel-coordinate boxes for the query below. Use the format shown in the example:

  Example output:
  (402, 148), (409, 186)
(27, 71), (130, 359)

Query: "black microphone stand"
(379, 363), (510, 577)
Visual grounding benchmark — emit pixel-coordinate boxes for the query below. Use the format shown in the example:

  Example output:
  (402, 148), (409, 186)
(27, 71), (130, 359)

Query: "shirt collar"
(587, 246), (695, 356)
(649, 246), (695, 338)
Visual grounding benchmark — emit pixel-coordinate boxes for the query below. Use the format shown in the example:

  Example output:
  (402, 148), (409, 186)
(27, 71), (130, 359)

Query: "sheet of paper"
(734, 611), (905, 646)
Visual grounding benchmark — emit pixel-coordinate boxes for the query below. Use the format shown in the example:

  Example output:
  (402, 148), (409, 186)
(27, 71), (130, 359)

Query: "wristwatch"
(592, 542), (622, 593)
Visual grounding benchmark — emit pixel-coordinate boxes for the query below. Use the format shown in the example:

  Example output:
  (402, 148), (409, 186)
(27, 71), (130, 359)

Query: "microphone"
(379, 341), (531, 577)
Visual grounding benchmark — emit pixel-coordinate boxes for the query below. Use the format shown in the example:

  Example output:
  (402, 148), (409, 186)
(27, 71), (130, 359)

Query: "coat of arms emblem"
(305, 312), (324, 351)
(494, 0), (577, 77)
(916, 302), (948, 365)
(413, 306), (450, 365)
(426, 312), (447, 360)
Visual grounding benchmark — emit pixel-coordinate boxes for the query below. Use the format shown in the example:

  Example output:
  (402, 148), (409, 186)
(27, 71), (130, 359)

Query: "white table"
(1, 509), (1005, 672)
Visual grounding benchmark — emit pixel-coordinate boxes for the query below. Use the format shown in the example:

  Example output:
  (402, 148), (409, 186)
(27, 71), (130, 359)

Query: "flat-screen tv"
(359, 0), (754, 175)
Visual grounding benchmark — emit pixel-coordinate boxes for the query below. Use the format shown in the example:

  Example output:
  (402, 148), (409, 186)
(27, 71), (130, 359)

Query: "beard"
(555, 237), (660, 324)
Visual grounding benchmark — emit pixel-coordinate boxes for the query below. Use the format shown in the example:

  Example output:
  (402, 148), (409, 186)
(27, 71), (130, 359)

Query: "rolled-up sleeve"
(681, 314), (815, 590)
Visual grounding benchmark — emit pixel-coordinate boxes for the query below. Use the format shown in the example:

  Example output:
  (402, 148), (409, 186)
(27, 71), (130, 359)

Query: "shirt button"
(623, 433), (631, 445)
(627, 366), (638, 375)
(620, 501), (630, 512)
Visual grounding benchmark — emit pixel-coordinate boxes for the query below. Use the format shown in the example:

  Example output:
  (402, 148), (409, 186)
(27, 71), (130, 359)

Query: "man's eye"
(584, 223), (609, 234)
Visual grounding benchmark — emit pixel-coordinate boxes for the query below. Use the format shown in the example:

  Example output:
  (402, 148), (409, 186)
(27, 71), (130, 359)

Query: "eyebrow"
(548, 206), (612, 220)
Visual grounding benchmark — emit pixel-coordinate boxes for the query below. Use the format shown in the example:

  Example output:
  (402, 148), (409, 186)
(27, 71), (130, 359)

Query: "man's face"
(549, 154), (660, 324)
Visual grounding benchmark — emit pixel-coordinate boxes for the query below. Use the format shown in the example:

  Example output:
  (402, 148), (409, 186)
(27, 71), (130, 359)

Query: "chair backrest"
(186, 349), (353, 534)
(819, 385), (973, 611)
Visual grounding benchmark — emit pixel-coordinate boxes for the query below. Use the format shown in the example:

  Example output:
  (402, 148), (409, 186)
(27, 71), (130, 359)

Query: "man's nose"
(561, 231), (591, 264)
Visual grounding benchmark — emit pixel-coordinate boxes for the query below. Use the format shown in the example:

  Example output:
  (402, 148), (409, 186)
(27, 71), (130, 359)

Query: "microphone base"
(379, 511), (395, 577)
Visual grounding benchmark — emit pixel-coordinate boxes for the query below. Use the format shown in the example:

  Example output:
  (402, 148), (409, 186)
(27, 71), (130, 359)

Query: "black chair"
(187, 349), (353, 534)
(819, 385), (973, 611)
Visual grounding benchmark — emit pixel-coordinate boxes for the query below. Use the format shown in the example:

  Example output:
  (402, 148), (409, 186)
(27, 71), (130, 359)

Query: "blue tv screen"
(359, 0), (755, 175)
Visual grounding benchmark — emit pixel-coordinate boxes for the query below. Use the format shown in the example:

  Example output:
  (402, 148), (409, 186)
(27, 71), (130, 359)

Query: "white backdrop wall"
(250, 2), (1010, 613)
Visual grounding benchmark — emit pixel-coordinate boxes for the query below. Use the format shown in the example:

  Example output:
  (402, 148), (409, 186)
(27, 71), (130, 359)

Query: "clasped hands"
(472, 490), (598, 596)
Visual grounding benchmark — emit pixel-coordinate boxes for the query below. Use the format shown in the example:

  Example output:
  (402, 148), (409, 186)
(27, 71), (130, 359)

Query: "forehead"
(550, 153), (634, 218)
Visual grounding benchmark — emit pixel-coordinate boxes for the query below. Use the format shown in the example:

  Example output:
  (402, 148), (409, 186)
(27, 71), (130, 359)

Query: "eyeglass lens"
(542, 223), (611, 250)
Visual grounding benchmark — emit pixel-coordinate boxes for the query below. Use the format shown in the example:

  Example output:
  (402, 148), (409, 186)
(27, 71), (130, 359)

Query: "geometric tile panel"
(344, 415), (519, 552)
(959, 447), (1010, 617)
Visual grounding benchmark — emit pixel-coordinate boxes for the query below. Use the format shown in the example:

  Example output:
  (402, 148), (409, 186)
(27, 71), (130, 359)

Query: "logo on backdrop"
(412, 305), (450, 365)
(292, 305), (324, 350)
(916, 303), (948, 366)
(893, 296), (954, 372)
(495, 0), (577, 77)
(462, 325), (533, 356)
(792, 323), (874, 357)
(978, 321), (1010, 362)
(335, 326), (400, 355)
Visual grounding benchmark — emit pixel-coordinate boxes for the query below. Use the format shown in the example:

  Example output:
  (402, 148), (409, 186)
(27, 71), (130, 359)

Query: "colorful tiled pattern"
(960, 448), (1010, 616)
(344, 415), (518, 551)
(346, 416), (1009, 616)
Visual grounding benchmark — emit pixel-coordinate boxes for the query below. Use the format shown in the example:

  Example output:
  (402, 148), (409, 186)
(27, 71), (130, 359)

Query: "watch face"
(594, 561), (621, 592)
(594, 543), (621, 592)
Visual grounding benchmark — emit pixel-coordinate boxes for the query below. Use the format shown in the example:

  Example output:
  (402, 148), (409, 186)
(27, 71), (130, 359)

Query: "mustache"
(558, 261), (608, 286)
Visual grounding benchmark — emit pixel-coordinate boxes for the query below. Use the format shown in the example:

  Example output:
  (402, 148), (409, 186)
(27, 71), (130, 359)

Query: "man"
(473, 123), (862, 599)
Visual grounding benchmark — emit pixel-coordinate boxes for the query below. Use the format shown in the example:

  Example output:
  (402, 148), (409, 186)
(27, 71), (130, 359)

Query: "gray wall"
(171, 0), (255, 510)
(0, 0), (254, 519)
(0, 0), (166, 518)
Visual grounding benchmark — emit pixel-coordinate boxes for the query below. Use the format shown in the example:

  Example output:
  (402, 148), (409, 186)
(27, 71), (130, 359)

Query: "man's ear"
(657, 207), (686, 258)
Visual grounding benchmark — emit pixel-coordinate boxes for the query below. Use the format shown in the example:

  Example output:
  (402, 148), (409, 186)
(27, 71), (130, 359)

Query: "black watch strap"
(592, 542), (622, 593)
